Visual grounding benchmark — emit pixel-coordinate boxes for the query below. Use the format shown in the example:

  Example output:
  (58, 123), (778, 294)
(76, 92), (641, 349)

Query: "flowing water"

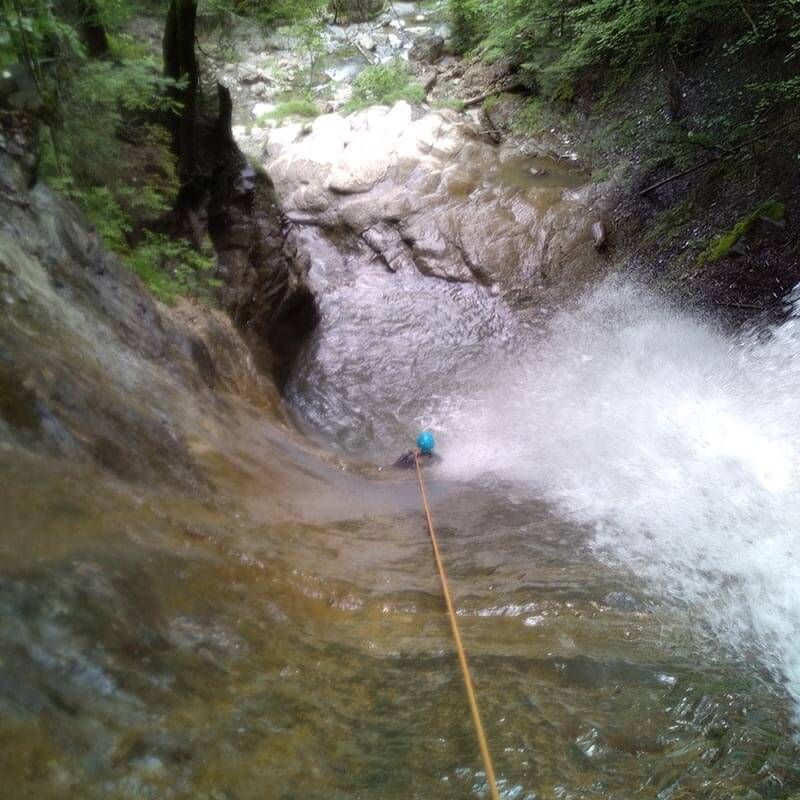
(289, 230), (800, 797)
(5, 123), (800, 800)
(5, 291), (800, 799)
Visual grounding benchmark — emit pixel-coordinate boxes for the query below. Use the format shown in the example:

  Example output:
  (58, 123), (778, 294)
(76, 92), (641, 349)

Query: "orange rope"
(414, 453), (501, 800)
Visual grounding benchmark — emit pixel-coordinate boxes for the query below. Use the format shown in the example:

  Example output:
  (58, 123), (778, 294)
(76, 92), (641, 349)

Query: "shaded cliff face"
(0, 116), (282, 483)
(209, 160), (319, 389)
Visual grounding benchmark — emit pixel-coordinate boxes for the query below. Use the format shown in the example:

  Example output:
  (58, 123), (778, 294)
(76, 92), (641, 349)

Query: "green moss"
(261, 97), (320, 123)
(431, 98), (466, 112)
(685, 130), (717, 149)
(696, 201), (785, 266)
(643, 197), (697, 246)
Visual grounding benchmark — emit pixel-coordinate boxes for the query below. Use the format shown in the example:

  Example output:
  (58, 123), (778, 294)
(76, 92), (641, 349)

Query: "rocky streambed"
(204, 4), (620, 312)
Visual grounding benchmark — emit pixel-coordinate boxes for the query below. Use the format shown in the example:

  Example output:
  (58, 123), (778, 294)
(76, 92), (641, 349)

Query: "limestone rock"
(252, 102), (275, 119)
(356, 32), (377, 52)
(592, 220), (609, 251)
(264, 102), (619, 290)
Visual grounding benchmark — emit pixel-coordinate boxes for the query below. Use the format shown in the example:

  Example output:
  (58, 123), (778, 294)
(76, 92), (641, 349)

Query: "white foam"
(439, 280), (800, 714)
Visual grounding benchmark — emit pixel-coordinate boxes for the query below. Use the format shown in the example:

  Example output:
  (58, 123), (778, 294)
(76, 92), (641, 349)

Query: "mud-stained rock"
(265, 102), (621, 293)
(409, 33), (444, 64)
(482, 93), (527, 138)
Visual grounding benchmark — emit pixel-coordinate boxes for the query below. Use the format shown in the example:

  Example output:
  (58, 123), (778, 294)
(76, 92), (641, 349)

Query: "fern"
(125, 233), (219, 306)
(452, 0), (800, 105)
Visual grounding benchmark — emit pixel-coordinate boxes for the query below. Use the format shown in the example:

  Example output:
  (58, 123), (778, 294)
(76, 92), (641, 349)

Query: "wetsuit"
(393, 450), (441, 469)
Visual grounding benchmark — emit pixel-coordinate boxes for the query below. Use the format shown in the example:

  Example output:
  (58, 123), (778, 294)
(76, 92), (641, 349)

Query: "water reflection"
(2, 437), (798, 797)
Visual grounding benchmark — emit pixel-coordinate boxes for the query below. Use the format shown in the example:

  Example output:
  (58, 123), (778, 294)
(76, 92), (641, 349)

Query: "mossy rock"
(696, 200), (785, 266)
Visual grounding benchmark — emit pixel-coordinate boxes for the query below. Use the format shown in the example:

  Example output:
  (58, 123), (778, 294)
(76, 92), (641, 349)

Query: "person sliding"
(394, 430), (440, 469)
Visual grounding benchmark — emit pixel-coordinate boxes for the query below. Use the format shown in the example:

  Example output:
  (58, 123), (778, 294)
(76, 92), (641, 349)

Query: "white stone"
(262, 104), (613, 286)
(252, 102), (275, 119)
(356, 33), (377, 51)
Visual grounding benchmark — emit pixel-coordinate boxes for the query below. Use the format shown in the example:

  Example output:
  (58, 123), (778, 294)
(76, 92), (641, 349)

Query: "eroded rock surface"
(0, 116), (278, 483)
(208, 154), (319, 387)
(265, 102), (619, 293)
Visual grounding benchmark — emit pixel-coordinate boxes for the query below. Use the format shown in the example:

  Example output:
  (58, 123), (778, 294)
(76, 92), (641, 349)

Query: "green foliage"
(343, 61), (425, 113)
(261, 95), (320, 122)
(450, 0), (800, 106)
(107, 30), (153, 60)
(73, 185), (132, 252)
(448, 0), (488, 53)
(288, 15), (326, 85)
(328, 0), (385, 24)
(125, 232), (219, 306)
(3, 0), (219, 308)
(202, 0), (326, 31)
(512, 98), (542, 133)
(49, 182), (219, 306)
(431, 97), (465, 112)
(697, 201), (785, 265)
(481, 92), (502, 113)
(0, 0), (85, 70)
(40, 56), (179, 220)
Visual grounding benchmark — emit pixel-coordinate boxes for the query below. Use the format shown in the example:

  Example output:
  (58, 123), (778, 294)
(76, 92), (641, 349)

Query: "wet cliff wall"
(0, 112), (284, 484)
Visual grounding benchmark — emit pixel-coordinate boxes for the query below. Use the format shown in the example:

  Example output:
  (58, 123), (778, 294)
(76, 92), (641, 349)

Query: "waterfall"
(440, 279), (800, 715)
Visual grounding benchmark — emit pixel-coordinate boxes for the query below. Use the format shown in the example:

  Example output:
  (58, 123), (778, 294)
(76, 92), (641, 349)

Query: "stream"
(5, 253), (800, 797)
(3, 4), (800, 800)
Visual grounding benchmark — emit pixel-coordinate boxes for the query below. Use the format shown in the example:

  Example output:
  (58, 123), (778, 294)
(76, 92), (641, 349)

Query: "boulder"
(409, 33), (444, 63)
(356, 32), (377, 52)
(409, 64), (438, 94)
(592, 220), (609, 251)
(264, 102), (618, 291)
(482, 93), (526, 138)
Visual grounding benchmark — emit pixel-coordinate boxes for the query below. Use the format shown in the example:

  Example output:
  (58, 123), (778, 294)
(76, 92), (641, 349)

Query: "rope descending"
(413, 452), (501, 800)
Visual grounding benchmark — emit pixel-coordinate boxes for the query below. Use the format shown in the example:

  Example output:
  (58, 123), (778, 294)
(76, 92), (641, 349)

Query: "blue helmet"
(416, 430), (436, 454)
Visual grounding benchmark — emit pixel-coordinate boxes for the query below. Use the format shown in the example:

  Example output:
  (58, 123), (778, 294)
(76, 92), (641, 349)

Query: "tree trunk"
(78, 0), (108, 57)
(163, 0), (198, 202)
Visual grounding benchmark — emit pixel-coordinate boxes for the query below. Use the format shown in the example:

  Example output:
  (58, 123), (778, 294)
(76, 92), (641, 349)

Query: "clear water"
(494, 156), (590, 191)
(4, 161), (800, 798)
(287, 222), (800, 794)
